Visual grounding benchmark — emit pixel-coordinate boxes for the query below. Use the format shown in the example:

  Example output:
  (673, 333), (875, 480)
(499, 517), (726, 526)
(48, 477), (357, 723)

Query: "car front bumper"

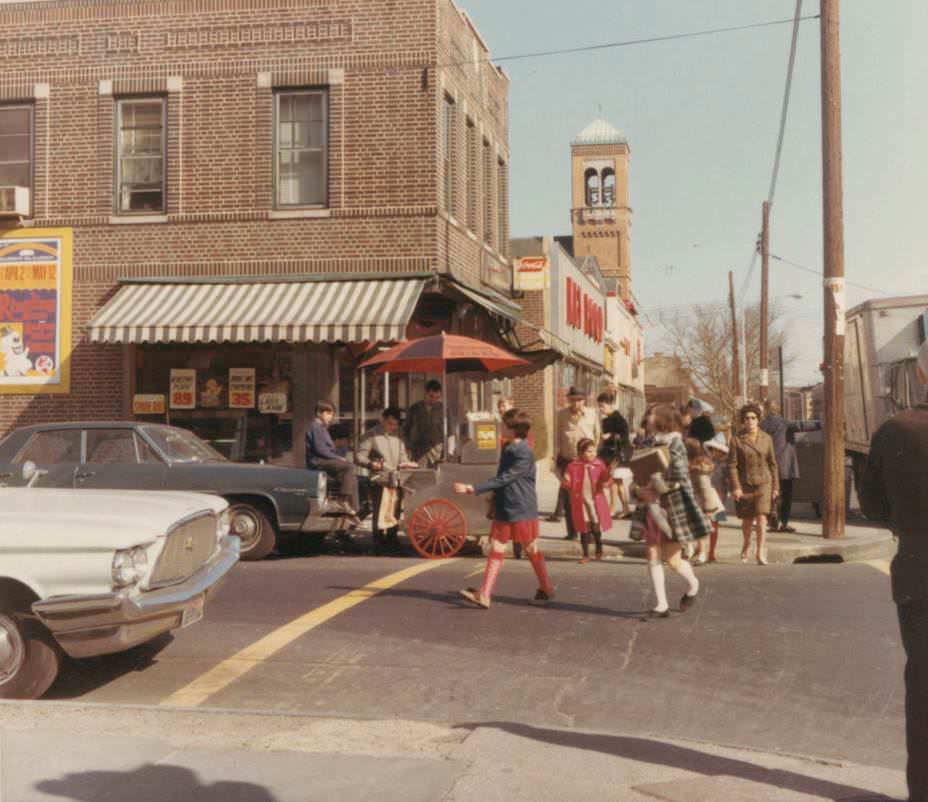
(32, 535), (240, 659)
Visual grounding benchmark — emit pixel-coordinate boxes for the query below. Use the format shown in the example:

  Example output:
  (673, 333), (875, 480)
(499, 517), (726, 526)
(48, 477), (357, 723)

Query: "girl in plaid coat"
(638, 404), (709, 618)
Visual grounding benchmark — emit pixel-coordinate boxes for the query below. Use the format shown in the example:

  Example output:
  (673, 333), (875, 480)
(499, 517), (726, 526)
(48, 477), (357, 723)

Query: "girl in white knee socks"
(638, 404), (711, 618)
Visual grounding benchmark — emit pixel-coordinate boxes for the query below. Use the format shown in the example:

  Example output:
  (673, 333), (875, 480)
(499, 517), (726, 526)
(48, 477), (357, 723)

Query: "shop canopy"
(87, 276), (427, 344)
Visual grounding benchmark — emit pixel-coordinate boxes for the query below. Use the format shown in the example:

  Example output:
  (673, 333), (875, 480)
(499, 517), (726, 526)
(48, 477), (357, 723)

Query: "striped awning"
(88, 278), (427, 344)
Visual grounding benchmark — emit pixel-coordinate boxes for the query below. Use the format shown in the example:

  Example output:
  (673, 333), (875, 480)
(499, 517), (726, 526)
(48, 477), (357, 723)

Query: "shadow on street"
(36, 764), (277, 802)
(453, 721), (900, 802)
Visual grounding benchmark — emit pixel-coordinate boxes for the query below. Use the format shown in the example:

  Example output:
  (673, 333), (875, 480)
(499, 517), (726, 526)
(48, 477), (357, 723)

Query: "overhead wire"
(770, 254), (895, 297)
(736, 0), (805, 305)
(435, 14), (821, 71)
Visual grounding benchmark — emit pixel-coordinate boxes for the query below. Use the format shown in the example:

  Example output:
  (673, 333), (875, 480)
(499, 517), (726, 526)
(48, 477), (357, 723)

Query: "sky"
(456, 0), (923, 386)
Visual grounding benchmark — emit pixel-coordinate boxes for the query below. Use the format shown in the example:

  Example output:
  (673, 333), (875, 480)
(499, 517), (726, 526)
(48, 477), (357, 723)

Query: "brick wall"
(0, 0), (509, 433)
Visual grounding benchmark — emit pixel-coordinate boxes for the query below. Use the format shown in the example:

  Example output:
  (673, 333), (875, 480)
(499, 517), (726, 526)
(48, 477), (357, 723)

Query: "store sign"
(0, 228), (72, 395)
(475, 421), (498, 450)
(258, 392), (287, 414)
(565, 276), (603, 344)
(133, 394), (165, 415)
(514, 256), (548, 291)
(481, 249), (512, 293)
(228, 367), (256, 409)
(169, 368), (196, 409)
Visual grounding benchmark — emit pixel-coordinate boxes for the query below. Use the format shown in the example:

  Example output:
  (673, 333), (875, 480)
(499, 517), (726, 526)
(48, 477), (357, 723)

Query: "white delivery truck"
(845, 293), (928, 490)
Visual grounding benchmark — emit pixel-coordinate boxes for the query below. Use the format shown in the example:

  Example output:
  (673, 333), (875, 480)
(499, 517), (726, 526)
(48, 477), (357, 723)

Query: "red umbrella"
(360, 333), (528, 462)
(359, 332), (528, 375)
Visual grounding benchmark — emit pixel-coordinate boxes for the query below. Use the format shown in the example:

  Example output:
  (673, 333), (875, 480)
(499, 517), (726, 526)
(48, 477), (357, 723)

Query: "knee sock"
(709, 522), (719, 557)
(528, 551), (553, 594)
(675, 556), (700, 596)
(581, 531), (591, 558)
(593, 527), (603, 555)
(648, 560), (669, 612)
(479, 551), (505, 600)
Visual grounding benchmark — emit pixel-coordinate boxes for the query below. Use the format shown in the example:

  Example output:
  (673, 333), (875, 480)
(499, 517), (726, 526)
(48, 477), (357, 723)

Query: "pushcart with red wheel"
(360, 333), (529, 559)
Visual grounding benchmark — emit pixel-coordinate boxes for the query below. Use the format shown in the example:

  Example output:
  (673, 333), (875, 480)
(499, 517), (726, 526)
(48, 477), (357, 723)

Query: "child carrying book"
(562, 438), (613, 562)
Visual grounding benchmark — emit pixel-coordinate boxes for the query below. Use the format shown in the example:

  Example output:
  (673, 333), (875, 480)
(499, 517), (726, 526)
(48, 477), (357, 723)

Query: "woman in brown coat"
(728, 403), (780, 565)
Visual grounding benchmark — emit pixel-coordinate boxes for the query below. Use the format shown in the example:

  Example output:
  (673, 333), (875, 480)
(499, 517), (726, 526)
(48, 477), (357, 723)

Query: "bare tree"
(657, 301), (795, 420)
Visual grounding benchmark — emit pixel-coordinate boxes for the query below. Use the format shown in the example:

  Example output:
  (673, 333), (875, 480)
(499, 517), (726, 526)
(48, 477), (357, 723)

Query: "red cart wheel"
(406, 499), (468, 559)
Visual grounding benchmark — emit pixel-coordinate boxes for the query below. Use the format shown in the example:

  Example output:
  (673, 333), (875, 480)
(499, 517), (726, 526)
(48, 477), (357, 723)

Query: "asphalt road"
(44, 551), (905, 773)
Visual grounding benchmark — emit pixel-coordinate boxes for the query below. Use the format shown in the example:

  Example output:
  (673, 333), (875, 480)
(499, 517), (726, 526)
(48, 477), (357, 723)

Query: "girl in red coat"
(562, 438), (613, 562)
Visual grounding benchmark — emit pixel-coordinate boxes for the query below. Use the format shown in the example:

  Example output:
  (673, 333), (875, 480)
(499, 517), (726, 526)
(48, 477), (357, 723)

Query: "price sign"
(133, 394), (166, 415)
(169, 369), (196, 409)
(228, 367), (256, 409)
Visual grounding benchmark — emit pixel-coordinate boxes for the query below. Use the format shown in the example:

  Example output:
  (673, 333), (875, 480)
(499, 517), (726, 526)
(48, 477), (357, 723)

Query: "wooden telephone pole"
(729, 271), (742, 408)
(821, 0), (846, 538)
(759, 201), (770, 403)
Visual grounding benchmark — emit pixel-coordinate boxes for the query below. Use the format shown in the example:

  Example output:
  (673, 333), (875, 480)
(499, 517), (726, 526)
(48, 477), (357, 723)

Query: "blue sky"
(457, 0), (923, 385)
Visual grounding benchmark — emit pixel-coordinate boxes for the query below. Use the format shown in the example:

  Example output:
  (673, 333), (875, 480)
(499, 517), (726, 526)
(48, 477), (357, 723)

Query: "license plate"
(180, 595), (205, 628)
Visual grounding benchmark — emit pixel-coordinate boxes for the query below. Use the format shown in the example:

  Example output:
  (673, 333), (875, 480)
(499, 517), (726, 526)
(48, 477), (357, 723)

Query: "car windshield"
(142, 426), (227, 464)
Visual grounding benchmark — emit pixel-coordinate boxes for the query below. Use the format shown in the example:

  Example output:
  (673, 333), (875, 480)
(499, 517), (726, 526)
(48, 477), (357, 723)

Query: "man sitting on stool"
(305, 400), (360, 522)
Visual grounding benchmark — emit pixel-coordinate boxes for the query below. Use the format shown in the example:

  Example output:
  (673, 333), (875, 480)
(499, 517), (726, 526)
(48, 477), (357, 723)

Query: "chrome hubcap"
(0, 613), (25, 686)
(231, 509), (260, 550)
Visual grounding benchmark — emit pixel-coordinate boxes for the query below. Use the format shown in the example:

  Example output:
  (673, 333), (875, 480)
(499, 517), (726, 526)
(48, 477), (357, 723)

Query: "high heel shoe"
(757, 553), (768, 566)
(740, 550), (749, 563)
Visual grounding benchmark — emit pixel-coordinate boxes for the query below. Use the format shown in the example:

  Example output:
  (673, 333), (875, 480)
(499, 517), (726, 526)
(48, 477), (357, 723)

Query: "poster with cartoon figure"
(0, 229), (72, 394)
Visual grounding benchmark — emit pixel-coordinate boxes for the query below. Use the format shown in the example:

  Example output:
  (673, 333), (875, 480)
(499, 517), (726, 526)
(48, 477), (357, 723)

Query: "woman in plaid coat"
(638, 404), (709, 618)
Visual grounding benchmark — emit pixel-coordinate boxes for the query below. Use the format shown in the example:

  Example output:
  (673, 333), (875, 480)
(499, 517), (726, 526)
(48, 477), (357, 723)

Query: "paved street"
(40, 551), (904, 773)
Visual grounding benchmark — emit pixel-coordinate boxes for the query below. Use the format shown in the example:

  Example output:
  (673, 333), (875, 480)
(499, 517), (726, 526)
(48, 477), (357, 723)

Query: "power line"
(770, 253), (894, 297)
(436, 14), (821, 70)
(736, 1), (806, 305)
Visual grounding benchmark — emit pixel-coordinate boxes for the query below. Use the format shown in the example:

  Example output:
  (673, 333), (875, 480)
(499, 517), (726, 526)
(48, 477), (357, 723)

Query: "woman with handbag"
(727, 403), (780, 565)
(454, 411), (555, 609)
(637, 404), (709, 618)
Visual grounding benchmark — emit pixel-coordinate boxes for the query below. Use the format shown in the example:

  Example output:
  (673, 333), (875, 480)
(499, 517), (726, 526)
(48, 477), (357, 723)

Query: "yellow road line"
(464, 565), (485, 579)
(161, 559), (455, 708)
(862, 559), (891, 576)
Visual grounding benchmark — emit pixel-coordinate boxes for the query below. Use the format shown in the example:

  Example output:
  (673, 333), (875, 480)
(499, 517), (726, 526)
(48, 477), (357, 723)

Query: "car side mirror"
(21, 461), (37, 483)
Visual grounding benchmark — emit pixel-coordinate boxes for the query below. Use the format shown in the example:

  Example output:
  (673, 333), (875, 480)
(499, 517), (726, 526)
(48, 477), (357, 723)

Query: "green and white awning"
(88, 277), (427, 344)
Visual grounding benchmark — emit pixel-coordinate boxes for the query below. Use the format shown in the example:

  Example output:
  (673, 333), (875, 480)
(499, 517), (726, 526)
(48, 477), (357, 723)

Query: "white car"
(0, 466), (239, 699)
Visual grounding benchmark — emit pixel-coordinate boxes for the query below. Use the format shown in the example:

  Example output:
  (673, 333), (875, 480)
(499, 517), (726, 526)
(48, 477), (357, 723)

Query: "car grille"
(149, 512), (217, 587)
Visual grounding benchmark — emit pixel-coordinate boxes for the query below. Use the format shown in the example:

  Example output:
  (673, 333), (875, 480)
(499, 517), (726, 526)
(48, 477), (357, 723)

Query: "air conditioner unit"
(0, 186), (30, 217)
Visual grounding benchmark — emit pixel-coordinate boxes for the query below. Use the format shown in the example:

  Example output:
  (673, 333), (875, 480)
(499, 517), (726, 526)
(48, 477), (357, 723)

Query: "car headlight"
(112, 545), (149, 588)
(217, 508), (231, 541)
(316, 472), (327, 507)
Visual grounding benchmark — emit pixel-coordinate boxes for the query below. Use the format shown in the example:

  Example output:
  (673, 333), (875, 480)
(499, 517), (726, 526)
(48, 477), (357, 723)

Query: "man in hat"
(860, 340), (928, 802)
(553, 386), (601, 539)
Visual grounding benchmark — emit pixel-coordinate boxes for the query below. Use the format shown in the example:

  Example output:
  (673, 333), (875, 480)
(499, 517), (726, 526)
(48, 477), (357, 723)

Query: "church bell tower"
(570, 119), (632, 300)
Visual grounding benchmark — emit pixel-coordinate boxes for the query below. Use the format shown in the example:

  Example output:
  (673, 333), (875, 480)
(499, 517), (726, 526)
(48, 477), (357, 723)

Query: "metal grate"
(149, 512), (217, 587)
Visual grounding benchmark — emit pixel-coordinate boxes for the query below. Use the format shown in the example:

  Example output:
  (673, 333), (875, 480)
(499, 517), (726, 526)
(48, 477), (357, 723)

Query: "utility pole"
(821, 0), (846, 538)
(759, 201), (770, 403)
(728, 271), (742, 409)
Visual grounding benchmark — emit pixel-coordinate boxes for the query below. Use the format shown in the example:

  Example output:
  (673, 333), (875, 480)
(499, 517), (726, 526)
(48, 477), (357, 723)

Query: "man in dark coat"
(403, 379), (444, 466)
(860, 341), (928, 802)
(760, 401), (820, 532)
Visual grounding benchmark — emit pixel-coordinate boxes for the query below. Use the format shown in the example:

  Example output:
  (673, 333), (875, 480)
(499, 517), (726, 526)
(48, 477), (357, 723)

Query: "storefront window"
(134, 344), (294, 464)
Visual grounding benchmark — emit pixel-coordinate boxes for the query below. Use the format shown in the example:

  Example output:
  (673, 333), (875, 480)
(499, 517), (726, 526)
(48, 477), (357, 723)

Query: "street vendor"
(356, 407), (418, 553)
(404, 379), (444, 466)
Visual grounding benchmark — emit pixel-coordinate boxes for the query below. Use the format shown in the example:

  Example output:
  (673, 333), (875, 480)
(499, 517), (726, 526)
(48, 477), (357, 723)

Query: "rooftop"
(572, 118), (627, 146)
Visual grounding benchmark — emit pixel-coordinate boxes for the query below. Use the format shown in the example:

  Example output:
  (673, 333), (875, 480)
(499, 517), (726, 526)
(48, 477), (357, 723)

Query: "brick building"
(0, 0), (524, 466)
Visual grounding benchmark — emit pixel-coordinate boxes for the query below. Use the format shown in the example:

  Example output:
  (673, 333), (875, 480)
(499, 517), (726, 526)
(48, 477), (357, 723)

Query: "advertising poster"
(133, 394), (166, 415)
(228, 367), (256, 409)
(198, 374), (225, 408)
(169, 369), (196, 409)
(0, 228), (72, 394)
(258, 392), (287, 414)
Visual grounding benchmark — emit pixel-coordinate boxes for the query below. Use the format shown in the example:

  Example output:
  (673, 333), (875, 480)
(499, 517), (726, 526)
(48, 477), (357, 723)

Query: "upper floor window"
(116, 98), (166, 214)
(0, 105), (33, 191)
(482, 139), (493, 246)
(275, 89), (327, 208)
(465, 119), (477, 231)
(442, 96), (455, 213)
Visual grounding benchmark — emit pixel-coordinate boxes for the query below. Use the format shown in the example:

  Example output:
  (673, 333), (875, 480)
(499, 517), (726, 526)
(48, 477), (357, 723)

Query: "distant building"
(644, 354), (696, 409)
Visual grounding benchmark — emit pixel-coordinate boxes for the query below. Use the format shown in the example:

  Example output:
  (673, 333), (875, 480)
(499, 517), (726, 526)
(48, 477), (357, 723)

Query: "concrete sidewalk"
(526, 465), (895, 565)
(0, 702), (906, 802)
